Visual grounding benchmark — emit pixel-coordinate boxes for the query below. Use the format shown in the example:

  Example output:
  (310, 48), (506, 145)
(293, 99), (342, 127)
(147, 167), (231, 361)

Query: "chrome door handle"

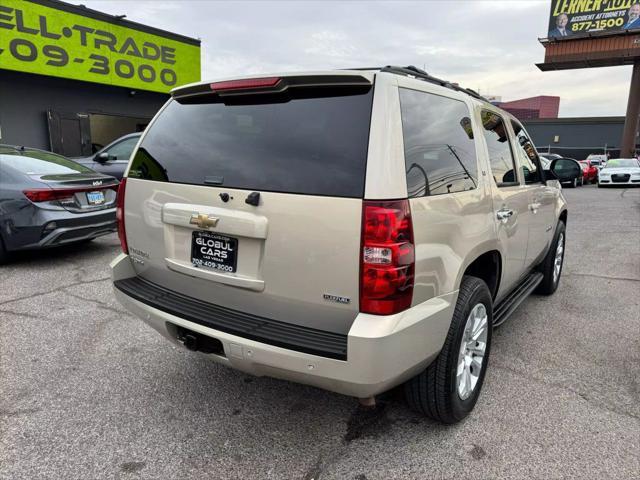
(496, 208), (513, 223)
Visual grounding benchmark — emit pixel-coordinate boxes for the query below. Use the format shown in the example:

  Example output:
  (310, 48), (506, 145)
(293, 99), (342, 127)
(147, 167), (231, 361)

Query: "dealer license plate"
(191, 231), (238, 273)
(86, 191), (105, 205)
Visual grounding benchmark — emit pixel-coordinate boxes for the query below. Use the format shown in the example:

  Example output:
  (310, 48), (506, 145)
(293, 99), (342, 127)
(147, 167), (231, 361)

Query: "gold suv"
(112, 66), (568, 423)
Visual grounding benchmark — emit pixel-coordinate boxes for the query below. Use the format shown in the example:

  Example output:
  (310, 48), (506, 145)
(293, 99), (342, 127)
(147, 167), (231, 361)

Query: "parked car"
(546, 157), (583, 187)
(111, 67), (567, 424)
(578, 160), (598, 184)
(73, 133), (141, 180)
(0, 145), (118, 263)
(597, 158), (640, 187)
(539, 153), (562, 162)
(586, 154), (608, 170)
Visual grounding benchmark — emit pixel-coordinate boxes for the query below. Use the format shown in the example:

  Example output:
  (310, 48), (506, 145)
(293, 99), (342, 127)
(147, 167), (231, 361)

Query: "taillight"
(360, 200), (415, 315)
(116, 178), (128, 254)
(23, 186), (117, 203)
(23, 189), (75, 203)
(210, 77), (281, 92)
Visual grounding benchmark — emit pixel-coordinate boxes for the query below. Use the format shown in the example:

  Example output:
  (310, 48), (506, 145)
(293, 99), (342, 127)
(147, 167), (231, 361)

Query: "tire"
(535, 221), (565, 295)
(404, 276), (493, 424)
(0, 237), (7, 265)
(569, 178), (577, 188)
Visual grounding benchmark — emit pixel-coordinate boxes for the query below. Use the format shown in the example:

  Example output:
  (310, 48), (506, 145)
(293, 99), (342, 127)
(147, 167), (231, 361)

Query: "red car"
(579, 160), (598, 184)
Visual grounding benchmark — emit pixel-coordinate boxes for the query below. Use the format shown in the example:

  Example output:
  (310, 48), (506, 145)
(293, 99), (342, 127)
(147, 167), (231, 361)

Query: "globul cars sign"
(0, 0), (200, 93)
(548, 0), (640, 39)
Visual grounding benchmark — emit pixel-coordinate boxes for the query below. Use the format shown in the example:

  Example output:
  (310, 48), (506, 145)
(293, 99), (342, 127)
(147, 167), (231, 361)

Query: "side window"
(399, 88), (478, 197)
(511, 120), (542, 184)
(480, 111), (518, 186)
(105, 137), (138, 160)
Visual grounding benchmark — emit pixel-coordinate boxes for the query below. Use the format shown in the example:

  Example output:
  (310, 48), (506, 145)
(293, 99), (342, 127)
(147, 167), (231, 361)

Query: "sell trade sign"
(0, 0), (201, 93)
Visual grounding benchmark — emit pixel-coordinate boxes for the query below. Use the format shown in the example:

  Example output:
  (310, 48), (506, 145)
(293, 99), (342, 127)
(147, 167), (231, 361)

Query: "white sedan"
(598, 158), (640, 187)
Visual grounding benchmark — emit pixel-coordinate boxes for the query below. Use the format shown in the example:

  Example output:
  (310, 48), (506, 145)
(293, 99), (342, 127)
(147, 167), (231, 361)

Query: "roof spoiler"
(172, 74), (372, 101)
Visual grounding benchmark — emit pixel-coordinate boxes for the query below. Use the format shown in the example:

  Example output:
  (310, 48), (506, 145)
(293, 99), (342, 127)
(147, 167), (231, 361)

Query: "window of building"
(399, 88), (478, 197)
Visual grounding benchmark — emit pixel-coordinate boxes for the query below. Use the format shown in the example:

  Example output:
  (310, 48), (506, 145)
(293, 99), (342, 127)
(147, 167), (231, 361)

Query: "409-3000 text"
(7, 37), (178, 86)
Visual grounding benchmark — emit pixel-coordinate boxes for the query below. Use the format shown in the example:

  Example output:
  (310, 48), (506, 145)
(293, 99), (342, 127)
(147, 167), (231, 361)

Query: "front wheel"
(536, 221), (565, 295)
(569, 178), (577, 188)
(404, 276), (492, 424)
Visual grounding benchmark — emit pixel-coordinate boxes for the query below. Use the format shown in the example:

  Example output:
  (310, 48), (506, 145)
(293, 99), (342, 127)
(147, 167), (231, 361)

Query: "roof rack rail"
(378, 65), (490, 103)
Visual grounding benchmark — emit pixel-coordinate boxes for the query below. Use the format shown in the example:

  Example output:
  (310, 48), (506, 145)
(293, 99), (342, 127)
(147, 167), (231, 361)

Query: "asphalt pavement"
(1, 184), (639, 479)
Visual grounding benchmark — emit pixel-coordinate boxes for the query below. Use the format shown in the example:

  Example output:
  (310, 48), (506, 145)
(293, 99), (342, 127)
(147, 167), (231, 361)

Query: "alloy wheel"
(456, 303), (489, 401)
(553, 232), (564, 284)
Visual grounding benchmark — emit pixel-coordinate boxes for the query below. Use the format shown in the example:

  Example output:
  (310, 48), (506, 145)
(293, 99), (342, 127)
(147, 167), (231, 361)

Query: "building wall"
(524, 117), (628, 159)
(0, 70), (168, 150)
(499, 95), (560, 120)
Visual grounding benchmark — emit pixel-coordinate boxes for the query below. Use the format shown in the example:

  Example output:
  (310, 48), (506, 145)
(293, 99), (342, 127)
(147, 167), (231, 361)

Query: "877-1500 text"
(571, 18), (624, 31)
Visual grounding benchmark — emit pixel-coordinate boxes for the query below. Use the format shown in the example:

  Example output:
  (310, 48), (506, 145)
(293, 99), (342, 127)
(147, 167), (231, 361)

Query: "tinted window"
(105, 137), (138, 160)
(511, 120), (541, 184)
(129, 89), (373, 197)
(0, 150), (93, 174)
(481, 111), (517, 185)
(399, 88), (477, 197)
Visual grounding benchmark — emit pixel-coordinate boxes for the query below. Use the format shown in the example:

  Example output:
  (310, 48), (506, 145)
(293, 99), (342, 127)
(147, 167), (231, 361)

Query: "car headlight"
(632, 172), (640, 177)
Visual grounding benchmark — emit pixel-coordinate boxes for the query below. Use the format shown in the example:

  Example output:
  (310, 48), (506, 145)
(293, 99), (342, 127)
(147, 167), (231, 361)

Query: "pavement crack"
(0, 276), (111, 307)
(492, 362), (640, 421)
(63, 289), (126, 315)
(564, 272), (640, 282)
(0, 308), (39, 320)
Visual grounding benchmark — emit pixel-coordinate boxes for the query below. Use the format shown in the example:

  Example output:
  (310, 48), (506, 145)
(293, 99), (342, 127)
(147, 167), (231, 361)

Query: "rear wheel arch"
(460, 250), (502, 300)
(559, 209), (567, 226)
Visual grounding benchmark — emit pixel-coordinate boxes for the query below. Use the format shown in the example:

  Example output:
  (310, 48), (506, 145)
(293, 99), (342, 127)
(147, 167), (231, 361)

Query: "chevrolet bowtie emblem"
(190, 213), (219, 229)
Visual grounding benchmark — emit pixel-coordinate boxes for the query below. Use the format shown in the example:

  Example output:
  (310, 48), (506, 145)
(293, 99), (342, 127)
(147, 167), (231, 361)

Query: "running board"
(493, 272), (544, 327)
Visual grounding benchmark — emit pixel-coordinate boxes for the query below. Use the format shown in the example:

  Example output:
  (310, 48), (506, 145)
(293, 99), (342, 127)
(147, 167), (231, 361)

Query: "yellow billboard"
(0, 0), (201, 93)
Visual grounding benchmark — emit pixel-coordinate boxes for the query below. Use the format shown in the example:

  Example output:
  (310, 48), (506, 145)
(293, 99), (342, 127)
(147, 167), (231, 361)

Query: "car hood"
(600, 167), (640, 174)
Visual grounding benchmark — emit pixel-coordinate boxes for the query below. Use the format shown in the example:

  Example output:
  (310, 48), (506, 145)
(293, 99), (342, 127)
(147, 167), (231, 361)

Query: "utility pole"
(620, 60), (640, 158)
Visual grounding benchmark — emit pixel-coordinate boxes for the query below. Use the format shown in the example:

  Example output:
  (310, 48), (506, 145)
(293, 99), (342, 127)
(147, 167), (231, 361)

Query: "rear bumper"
(5, 208), (116, 251)
(111, 254), (456, 398)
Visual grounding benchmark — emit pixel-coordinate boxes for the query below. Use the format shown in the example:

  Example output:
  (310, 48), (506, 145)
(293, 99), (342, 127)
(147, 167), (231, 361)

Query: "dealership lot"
(1, 185), (638, 479)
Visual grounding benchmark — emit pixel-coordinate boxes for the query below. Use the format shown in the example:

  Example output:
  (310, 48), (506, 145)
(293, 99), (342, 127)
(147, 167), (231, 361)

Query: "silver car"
(112, 67), (567, 423)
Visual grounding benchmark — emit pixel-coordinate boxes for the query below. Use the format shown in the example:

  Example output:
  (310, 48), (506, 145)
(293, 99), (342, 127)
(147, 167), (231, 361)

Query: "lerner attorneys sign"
(0, 0), (201, 93)
(548, 0), (640, 39)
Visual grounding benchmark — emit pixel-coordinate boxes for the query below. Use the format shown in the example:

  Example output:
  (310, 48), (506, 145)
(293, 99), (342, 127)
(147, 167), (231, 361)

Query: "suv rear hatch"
(122, 74), (374, 335)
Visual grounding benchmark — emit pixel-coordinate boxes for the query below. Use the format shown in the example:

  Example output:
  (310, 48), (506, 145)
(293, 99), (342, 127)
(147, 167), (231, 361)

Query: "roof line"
(25, 0), (201, 46)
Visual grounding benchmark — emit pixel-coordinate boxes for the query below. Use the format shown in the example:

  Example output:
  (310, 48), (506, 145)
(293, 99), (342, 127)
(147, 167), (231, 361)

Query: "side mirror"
(96, 152), (111, 163)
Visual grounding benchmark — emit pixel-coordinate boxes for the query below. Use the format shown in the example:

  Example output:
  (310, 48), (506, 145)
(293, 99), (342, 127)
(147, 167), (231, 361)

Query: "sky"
(82, 0), (632, 117)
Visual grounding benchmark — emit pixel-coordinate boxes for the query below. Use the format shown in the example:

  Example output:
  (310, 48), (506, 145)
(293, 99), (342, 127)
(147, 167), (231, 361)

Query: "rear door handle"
(496, 208), (513, 223)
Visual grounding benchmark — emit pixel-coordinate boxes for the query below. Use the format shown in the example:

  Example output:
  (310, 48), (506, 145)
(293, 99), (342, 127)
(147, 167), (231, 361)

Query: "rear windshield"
(129, 89), (373, 197)
(0, 150), (93, 175)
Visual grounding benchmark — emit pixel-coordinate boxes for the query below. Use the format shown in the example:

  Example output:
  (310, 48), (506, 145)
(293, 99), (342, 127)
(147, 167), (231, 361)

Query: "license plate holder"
(191, 231), (238, 273)
(86, 191), (105, 205)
